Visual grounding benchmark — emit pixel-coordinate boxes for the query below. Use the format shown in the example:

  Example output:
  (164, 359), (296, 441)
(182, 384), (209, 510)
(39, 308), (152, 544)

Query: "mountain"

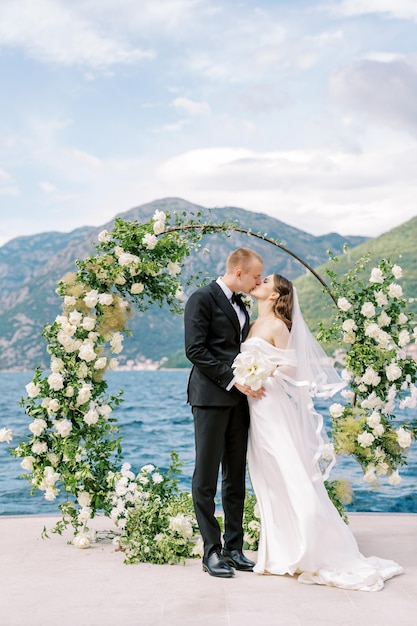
(0, 198), (368, 371)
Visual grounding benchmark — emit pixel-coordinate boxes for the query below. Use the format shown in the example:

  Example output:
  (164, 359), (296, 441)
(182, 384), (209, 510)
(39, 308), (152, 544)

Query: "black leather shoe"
(202, 550), (235, 578)
(222, 549), (255, 572)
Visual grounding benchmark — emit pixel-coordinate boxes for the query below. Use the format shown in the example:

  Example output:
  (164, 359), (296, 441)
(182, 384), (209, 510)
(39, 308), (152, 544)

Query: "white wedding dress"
(244, 337), (403, 591)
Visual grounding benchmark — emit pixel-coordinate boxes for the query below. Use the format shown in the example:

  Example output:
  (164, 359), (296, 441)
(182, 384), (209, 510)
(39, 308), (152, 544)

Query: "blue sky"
(1, 0), (417, 245)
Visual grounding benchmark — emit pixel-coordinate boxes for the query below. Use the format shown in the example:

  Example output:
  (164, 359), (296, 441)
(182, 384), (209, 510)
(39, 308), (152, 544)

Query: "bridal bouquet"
(232, 349), (274, 390)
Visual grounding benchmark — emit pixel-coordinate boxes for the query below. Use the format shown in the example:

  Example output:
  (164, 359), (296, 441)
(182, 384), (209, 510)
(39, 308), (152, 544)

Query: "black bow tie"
(231, 292), (245, 310)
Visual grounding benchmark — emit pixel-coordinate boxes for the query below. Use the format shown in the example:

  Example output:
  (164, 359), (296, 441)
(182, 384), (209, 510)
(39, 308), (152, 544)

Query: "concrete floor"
(1, 513), (416, 626)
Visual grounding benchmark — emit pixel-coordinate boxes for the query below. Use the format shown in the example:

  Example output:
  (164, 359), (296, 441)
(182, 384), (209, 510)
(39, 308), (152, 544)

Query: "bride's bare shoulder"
(271, 318), (290, 347)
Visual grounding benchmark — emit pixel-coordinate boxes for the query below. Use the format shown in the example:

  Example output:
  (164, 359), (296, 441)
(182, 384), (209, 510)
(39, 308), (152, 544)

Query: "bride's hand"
(235, 382), (266, 399)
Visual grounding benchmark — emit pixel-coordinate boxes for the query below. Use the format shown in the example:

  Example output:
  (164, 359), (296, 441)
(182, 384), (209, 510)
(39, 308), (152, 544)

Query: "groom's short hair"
(226, 248), (262, 272)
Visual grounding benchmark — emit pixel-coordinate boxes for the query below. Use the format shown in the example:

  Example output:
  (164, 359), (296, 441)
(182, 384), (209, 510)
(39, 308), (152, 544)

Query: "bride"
(242, 273), (403, 591)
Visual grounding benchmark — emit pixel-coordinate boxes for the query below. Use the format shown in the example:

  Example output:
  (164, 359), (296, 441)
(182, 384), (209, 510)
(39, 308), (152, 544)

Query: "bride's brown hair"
(272, 274), (293, 330)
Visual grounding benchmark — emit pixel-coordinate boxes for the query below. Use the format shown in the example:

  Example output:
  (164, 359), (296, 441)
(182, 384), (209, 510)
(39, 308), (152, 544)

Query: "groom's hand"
(234, 382), (266, 399)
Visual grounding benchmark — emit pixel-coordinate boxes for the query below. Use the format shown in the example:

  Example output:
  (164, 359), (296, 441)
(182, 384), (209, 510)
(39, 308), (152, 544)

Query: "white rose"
(152, 472), (164, 484)
(44, 488), (57, 501)
(361, 302), (375, 318)
(77, 386), (92, 406)
(55, 419), (72, 437)
(369, 267), (384, 284)
(388, 283), (403, 299)
(341, 389), (355, 403)
(98, 229), (111, 243)
(110, 332), (123, 354)
(167, 261), (181, 276)
(68, 310), (82, 325)
(73, 532), (91, 549)
(363, 465), (377, 484)
(357, 431), (375, 448)
(32, 441), (48, 455)
(342, 319), (357, 332)
(341, 369), (353, 382)
(0, 427), (13, 443)
(84, 408), (99, 425)
(29, 419), (48, 436)
(362, 367), (381, 387)
(47, 452), (59, 466)
(26, 381), (40, 398)
(329, 403), (344, 418)
(398, 329), (410, 347)
(392, 265), (403, 279)
(84, 290), (99, 308)
(64, 295), (77, 306)
(386, 362), (402, 381)
(374, 290), (388, 307)
(131, 282), (144, 295)
(94, 357), (107, 370)
(77, 491), (92, 507)
(77, 507), (92, 524)
(366, 411), (381, 428)
(337, 297), (352, 312)
(118, 252), (140, 266)
(65, 385), (75, 398)
(48, 372), (64, 391)
(388, 470), (401, 485)
(99, 404), (112, 418)
(82, 316), (96, 331)
(78, 342), (96, 362)
(153, 210), (166, 222)
(397, 426), (412, 449)
(140, 464), (155, 473)
(373, 423), (385, 437)
(343, 332), (356, 344)
(377, 311), (391, 327)
(20, 456), (35, 471)
(398, 313), (408, 325)
(142, 233), (158, 249)
(47, 398), (60, 414)
(108, 358), (119, 370)
(50, 357), (64, 373)
(153, 220), (165, 235)
(98, 293), (113, 306)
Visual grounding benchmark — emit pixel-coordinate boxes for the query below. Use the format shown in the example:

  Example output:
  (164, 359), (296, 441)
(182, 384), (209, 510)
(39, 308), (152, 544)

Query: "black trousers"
(191, 401), (250, 558)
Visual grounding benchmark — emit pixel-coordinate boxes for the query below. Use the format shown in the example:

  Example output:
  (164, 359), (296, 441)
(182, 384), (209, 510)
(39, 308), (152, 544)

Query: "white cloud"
(171, 97), (211, 116)
(333, 0), (417, 21)
(0, 0), (153, 68)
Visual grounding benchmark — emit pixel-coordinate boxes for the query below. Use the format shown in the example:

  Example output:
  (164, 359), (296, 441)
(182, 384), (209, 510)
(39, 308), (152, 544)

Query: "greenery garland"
(0, 212), (416, 562)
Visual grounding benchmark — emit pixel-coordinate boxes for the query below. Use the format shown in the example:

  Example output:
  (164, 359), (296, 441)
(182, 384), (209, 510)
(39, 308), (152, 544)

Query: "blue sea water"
(0, 370), (416, 516)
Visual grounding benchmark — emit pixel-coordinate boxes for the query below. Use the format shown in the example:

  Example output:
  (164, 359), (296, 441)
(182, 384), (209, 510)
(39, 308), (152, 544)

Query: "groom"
(184, 247), (264, 577)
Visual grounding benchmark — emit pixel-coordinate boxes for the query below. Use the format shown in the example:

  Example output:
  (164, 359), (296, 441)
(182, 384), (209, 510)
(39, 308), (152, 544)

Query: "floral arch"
(1, 209), (416, 562)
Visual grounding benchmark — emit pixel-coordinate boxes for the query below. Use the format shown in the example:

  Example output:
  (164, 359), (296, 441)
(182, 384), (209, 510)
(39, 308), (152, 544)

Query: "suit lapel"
(210, 281), (241, 337)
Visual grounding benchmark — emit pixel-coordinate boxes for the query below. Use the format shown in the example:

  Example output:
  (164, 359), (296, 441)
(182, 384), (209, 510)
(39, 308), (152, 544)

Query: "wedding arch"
(1, 209), (416, 562)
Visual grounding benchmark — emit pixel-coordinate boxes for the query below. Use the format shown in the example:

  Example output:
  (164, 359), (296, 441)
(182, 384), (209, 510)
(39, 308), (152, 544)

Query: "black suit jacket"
(184, 281), (250, 407)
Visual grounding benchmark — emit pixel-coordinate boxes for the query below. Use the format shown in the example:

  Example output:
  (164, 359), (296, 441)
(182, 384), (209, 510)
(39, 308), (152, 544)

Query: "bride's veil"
(287, 287), (346, 480)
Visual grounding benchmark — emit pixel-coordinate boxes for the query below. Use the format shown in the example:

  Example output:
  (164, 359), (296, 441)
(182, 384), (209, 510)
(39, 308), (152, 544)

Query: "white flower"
(386, 362), (402, 382)
(342, 319), (357, 332)
(361, 302), (375, 318)
(366, 411), (381, 428)
(47, 398), (59, 415)
(357, 431), (375, 448)
(341, 389), (355, 403)
(374, 290), (388, 307)
(169, 514), (193, 539)
(77, 491), (92, 507)
(388, 283), (403, 299)
(0, 427), (13, 443)
(373, 423), (385, 437)
(110, 332), (123, 354)
(398, 329), (410, 347)
(131, 282), (144, 295)
(47, 452), (59, 466)
(362, 367), (381, 387)
(343, 331), (356, 344)
(152, 472), (163, 484)
(50, 357), (64, 373)
(94, 357), (107, 370)
(369, 267), (384, 284)
(341, 369), (353, 382)
(82, 316), (96, 331)
(64, 295), (77, 306)
(84, 289), (99, 308)
(329, 403), (345, 418)
(78, 342), (96, 362)
(32, 441), (48, 455)
(20, 456), (35, 471)
(363, 465), (378, 484)
(98, 293), (113, 306)
(337, 297), (352, 312)
(140, 464), (155, 473)
(398, 313), (408, 325)
(153, 209), (166, 223)
(388, 470), (401, 485)
(48, 372), (64, 391)
(68, 310), (82, 325)
(392, 265), (403, 279)
(76, 385), (92, 406)
(108, 358), (119, 370)
(153, 220), (165, 235)
(44, 488), (57, 501)
(397, 426), (412, 449)
(99, 404), (112, 419)
(377, 311), (391, 328)
(98, 229), (111, 243)
(118, 251), (140, 266)
(142, 233), (158, 249)
(167, 261), (181, 276)
(73, 532), (91, 549)
(55, 419), (72, 437)
(29, 419), (48, 437)
(232, 350), (274, 391)
(84, 408), (99, 425)
(26, 381), (41, 398)
(77, 507), (92, 524)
